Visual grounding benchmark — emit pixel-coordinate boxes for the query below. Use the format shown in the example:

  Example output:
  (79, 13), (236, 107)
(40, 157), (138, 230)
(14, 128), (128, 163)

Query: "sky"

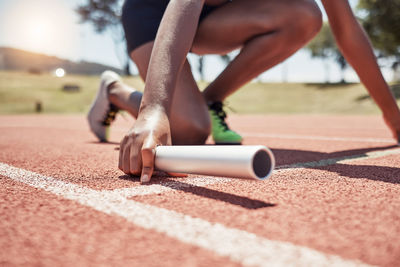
(0, 0), (393, 82)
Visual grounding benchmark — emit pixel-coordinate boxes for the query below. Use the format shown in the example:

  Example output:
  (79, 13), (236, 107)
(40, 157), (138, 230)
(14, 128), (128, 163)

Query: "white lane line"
(242, 133), (394, 144)
(0, 162), (373, 267)
(106, 147), (400, 197)
(110, 177), (231, 198)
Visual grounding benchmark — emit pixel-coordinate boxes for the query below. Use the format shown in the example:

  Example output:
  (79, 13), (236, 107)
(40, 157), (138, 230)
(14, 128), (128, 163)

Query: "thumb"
(140, 138), (157, 183)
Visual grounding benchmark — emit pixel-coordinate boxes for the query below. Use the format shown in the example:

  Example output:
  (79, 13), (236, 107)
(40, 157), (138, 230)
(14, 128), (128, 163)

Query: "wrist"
(383, 112), (400, 127)
(137, 104), (169, 124)
(139, 102), (167, 114)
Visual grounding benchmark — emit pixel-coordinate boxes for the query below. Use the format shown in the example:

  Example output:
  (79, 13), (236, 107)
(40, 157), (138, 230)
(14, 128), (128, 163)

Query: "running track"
(1, 114), (399, 266)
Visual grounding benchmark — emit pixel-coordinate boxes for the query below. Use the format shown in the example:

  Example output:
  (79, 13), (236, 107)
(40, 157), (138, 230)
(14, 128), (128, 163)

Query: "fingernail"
(141, 174), (150, 183)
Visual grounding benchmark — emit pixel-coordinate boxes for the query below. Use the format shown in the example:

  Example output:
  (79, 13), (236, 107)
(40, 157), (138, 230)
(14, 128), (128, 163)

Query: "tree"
(197, 56), (206, 81)
(76, 0), (122, 32)
(76, 0), (131, 75)
(220, 54), (231, 65)
(358, 0), (400, 82)
(306, 22), (348, 83)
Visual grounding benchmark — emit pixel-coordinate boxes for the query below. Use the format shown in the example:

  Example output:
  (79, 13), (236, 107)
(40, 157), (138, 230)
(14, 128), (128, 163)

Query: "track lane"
(0, 164), (373, 267)
(1, 114), (399, 266)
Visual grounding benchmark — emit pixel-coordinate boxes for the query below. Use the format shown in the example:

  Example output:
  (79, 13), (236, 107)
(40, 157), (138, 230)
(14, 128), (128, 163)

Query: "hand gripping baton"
(155, 145), (275, 180)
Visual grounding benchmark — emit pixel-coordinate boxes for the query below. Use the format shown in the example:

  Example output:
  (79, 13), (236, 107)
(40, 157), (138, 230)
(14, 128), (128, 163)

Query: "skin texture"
(121, 0), (206, 182)
(116, 0), (400, 182)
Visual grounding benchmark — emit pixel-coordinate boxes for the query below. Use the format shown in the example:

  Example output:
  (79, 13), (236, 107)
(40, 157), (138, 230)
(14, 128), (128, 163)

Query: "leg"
(192, 0), (322, 102)
(108, 81), (142, 118)
(110, 42), (211, 145)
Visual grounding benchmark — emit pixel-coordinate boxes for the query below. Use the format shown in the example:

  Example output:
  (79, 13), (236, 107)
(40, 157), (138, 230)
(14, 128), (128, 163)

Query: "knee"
(252, 0), (322, 48)
(189, 119), (211, 145)
(291, 0), (323, 40)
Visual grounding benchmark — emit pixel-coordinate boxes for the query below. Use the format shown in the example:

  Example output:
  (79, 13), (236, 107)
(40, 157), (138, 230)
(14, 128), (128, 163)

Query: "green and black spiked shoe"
(208, 101), (242, 145)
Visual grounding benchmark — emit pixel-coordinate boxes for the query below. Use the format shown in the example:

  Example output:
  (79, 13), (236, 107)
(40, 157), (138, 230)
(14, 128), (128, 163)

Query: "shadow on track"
(318, 164), (400, 184)
(119, 175), (275, 210)
(161, 179), (275, 210)
(272, 145), (398, 166)
(272, 144), (400, 184)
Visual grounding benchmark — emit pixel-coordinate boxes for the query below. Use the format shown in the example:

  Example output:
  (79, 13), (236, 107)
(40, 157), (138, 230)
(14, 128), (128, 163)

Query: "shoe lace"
(209, 102), (230, 131)
(102, 104), (119, 126)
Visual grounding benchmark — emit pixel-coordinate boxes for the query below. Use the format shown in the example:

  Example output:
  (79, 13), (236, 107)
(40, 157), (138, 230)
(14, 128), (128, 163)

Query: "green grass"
(0, 71), (144, 114)
(1, 70), (398, 115)
(224, 82), (389, 114)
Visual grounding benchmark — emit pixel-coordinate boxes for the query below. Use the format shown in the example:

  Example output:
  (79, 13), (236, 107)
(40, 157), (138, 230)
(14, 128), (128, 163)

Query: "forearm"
(140, 0), (205, 115)
(332, 21), (400, 118)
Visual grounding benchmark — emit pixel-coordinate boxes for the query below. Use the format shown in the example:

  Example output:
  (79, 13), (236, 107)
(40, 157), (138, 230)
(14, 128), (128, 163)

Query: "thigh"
(122, 0), (226, 55)
(192, 0), (320, 55)
(131, 42), (211, 144)
(121, 0), (169, 54)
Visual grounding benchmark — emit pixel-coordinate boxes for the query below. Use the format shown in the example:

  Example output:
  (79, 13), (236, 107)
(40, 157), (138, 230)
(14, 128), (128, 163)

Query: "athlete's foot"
(87, 71), (121, 142)
(208, 101), (242, 145)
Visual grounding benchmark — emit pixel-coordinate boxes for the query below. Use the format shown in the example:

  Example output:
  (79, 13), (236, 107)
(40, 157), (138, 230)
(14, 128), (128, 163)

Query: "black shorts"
(121, 0), (218, 53)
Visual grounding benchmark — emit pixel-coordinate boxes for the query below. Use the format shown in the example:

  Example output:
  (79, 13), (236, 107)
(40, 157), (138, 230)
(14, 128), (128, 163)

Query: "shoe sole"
(214, 142), (242, 145)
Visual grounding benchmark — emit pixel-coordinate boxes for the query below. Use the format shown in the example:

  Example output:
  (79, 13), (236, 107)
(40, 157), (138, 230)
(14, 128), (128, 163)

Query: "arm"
(141, 0), (205, 114)
(119, 0), (206, 182)
(321, 0), (400, 142)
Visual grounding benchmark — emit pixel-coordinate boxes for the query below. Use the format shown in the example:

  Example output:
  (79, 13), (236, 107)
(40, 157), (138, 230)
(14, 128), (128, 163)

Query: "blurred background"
(0, 0), (399, 114)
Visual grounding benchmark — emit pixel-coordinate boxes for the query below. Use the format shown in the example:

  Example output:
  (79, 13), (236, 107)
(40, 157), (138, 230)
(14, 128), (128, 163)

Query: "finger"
(140, 148), (155, 183)
(129, 144), (142, 175)
(140, 139), (157, 183)
(122, 145), (131, 174)
(118, 137), (128, 171)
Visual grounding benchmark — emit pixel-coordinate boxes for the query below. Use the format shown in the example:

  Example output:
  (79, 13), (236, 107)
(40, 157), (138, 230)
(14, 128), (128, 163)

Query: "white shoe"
(87, 71), (121, 142)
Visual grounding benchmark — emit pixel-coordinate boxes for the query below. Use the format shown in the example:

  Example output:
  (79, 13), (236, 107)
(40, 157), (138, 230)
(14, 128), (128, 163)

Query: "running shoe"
(87, 71), (121, 142)
(208, 101), (242, 145)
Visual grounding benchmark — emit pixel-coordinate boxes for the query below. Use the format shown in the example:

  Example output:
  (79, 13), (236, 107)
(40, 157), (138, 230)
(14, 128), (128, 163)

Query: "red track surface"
(1, 114), (399, 266)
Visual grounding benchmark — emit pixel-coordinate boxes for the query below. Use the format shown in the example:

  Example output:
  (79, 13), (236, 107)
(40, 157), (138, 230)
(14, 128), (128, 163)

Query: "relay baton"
(154, 145), (275, 180)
